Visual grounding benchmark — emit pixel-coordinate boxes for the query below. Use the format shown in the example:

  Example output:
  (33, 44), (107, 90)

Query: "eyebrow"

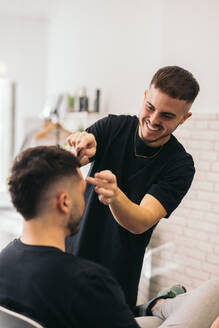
(146, 101), (177, 117)
(146, 101), (155, 110)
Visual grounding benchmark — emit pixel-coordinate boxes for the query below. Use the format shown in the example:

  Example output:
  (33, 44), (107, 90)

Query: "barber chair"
(0, 306), (44, 328)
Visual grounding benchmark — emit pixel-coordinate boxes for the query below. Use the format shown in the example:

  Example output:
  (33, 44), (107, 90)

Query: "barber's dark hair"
(8, 146), (80, 220)
(150, 66), (200, 103)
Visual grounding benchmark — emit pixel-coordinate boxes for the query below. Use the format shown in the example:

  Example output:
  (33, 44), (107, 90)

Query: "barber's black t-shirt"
(0, 239), (139, 328)
(66, 114), (195, 310)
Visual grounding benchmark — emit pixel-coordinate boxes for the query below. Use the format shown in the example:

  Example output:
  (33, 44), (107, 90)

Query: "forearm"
(86, 170), (165, 234)
(109, 188), (155, 234)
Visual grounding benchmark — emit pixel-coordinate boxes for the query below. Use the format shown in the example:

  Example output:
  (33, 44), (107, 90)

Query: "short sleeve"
(85, 116), (111, 162)
(148, 155), (195, 218)
(74, 266), (139, 328)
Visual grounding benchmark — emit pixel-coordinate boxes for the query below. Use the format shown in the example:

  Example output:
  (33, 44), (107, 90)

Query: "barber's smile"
(145, 120), (162, 133)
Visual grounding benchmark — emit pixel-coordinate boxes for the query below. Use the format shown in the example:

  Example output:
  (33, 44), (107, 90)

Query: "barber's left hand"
(86, 170), (118, 205)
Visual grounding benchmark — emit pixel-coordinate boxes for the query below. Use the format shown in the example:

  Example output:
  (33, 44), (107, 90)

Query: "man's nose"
(149, 112), (160, 126)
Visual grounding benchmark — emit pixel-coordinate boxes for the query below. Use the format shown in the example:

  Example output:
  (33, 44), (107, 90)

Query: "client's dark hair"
(150, 66), (200, 103)
(8, 146), (80, 220)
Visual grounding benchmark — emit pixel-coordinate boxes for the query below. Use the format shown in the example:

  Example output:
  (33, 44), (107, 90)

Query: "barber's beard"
(140, 128), (170, 146)
(143, 133), (170, 145)
(139, 123), (180, 146)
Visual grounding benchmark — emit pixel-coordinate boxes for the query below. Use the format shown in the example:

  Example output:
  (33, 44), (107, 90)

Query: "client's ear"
(57, 192), (70, 214)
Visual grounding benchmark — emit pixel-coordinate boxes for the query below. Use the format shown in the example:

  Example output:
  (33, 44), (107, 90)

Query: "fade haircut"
(8, 146), (80, 220)
(150, 66), (200, 103)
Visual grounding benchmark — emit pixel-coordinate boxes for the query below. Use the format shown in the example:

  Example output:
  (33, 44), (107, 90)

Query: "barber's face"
(138, 84), (192, 147)
(67, 170), (86, 236)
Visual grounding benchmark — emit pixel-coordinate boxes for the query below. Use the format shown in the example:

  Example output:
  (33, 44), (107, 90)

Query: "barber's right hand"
(66, 131), (96, 166)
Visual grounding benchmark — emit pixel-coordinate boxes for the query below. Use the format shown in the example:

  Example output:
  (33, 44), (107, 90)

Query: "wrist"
(110, 186), (121, 205)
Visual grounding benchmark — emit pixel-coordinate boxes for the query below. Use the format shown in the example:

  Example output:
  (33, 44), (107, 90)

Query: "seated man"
(0, 146), (138, 328)
(0, 145), (218, 328)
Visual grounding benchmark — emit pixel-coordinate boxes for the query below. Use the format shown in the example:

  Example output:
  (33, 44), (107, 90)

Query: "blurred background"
(0, 0), (219, 302)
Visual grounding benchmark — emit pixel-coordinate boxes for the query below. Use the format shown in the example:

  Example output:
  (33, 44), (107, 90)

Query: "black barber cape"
(66, 115), (195, 310)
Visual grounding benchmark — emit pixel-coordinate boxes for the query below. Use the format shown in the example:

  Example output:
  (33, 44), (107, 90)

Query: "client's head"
(8, 145), (85, 236)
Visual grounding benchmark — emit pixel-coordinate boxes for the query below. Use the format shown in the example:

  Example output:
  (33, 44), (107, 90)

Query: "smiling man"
(66, 66), (200, 312)
(138, 84), (192, 147)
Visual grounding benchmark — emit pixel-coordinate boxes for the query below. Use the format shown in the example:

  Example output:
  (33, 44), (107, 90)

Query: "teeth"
(146, 122), (159, 131)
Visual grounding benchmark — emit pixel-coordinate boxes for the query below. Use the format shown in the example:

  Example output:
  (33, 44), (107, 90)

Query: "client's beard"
(67, 211), (81, 236)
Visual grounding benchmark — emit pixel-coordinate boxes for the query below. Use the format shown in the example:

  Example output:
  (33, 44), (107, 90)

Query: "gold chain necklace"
(134, 124), (164, 159)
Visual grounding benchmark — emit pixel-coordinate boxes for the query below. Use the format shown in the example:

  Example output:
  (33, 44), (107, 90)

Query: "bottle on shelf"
(94, 89), (100, 112)
(79, 87), (89, 112)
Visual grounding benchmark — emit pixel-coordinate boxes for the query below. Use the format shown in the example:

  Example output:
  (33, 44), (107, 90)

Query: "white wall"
(0, 14), (48, 151)
(46, 0), (164, 115)
(1, 0), (218, 153)
(46, 0), (219, 115)
(162, 0), (219, 113)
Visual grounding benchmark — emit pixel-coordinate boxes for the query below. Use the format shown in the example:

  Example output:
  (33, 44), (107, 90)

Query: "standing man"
(66, 66), (200, 311)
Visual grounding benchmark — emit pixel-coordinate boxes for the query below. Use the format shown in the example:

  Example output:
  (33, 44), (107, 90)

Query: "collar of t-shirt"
(135, 132), (163, 157)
